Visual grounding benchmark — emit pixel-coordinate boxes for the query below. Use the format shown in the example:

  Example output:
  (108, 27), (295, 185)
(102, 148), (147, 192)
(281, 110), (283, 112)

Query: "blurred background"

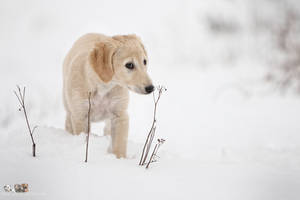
(1, 0), (300, 168)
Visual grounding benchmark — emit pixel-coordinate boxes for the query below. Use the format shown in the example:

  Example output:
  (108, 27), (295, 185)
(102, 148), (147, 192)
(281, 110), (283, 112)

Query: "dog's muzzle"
(145, 85), (154, 94)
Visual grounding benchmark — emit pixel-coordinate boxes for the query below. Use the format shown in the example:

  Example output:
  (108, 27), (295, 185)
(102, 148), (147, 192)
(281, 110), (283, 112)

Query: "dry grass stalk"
(14, 85), (37, 157)
(85, 92), (92, 162)
(146, 138), (165, 169)
(139, 85), (166, 166)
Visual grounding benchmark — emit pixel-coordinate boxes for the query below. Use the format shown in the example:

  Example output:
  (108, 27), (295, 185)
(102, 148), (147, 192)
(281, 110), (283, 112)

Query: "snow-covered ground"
(1, 0), (300, 199)
(1, 127), (300, 200)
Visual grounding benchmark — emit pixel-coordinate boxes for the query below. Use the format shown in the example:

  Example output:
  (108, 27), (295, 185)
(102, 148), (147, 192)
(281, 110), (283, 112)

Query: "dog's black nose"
(145, 85), (154, 94)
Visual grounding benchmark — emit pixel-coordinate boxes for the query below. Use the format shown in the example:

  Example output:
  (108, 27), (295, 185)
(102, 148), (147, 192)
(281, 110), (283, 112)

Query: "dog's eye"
(143, 59), (147, 65)
(125, 62), (134, 70)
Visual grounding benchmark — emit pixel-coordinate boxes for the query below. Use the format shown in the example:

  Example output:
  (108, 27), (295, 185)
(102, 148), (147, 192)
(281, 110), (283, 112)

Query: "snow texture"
(1, 0), (300, 199)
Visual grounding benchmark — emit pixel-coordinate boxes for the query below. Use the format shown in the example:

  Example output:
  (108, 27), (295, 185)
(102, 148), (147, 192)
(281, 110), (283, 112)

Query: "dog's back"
(63, 34), (109, 112)
(63, 33), (108, 80)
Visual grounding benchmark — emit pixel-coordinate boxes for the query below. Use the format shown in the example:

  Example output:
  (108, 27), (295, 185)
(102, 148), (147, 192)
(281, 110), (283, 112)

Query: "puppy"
(63, 33), (153, 158)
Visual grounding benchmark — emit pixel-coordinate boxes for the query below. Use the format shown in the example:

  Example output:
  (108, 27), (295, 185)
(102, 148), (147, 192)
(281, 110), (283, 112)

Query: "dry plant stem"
(146, 139), (165, 169)
(146, 144), (158, 169)
(139, 87), (164, 166)
(14, 86), (36, 157)
(142, 126), (156, 165)
(85, 92), (92, 163)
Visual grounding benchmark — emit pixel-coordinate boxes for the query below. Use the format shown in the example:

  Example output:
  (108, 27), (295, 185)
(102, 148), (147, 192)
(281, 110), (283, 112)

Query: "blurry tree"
(261, 0), (300, 94)
(203, 0), (300, 94)
(206, 15), (240, 35)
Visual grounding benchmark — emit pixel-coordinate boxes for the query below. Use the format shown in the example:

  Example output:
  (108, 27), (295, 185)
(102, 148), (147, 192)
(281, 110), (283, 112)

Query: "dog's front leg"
(111, 112), (129, 158)
(70, 110), (89, 135)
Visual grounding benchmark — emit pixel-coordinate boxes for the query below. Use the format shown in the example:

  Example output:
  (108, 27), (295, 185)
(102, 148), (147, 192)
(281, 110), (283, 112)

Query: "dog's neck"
(85, 62), (123, 98)
(95, 81), (116, 97)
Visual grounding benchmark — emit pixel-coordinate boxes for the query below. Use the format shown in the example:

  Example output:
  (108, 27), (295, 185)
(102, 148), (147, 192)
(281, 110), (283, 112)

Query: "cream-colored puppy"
(63, 33), (153, 158)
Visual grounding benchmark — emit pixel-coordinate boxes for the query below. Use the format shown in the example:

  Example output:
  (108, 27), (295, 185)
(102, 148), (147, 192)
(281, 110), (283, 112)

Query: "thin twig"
(85, 92), (92, 163)
(146, 139), (165, 169)
(146, 144), (158, 169)
(32, 126), (38, 135)
(14, 85), (37, 157)
(14, 91), (23, 106)
(142, 126), (156, 165)
(139, 91), (159, 165)
(139, 86), (166, 166)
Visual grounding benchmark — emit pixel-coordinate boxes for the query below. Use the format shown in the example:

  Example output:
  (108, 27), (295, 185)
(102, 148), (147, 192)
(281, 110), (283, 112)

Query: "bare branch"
(146, 138), (165, 169)
(14, 86), (37, 157)
(32, 126), (38, 135)
(14, 91), (23, 106)
(22, 87), (26, 103)
(85, 92), (92, 163)
(139, 85), (166, 167)
(141, 126), (156, 165)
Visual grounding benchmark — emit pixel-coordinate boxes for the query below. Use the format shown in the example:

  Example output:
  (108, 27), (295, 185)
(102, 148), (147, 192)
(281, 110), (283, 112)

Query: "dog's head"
(89, 34), (154, 94)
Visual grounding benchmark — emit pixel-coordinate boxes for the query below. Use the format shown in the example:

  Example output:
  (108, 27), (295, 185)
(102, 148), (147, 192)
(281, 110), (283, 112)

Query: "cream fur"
(63, 33), (153, 158)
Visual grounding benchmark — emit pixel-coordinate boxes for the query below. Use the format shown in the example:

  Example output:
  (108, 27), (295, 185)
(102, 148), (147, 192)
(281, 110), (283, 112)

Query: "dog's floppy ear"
(89, 42), (117, 83)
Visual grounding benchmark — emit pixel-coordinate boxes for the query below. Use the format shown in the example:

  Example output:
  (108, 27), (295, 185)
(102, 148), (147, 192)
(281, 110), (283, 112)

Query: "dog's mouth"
(127, 85), (151, 95)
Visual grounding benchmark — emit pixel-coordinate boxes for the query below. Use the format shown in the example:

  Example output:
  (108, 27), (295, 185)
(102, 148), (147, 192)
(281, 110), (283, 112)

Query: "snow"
(1, 127), (300, 200)
(1, 0), (300, 199)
